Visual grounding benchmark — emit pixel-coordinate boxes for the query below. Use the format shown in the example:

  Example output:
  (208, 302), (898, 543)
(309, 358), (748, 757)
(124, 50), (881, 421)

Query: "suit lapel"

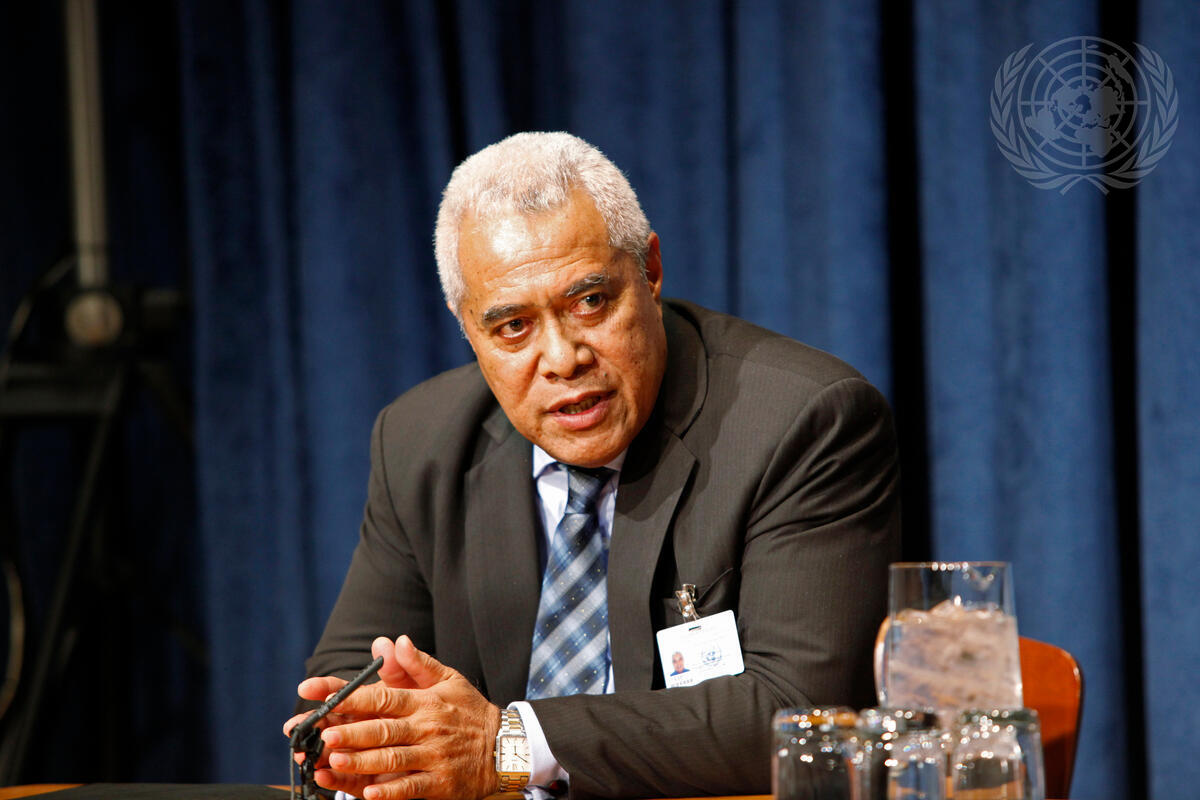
(465, 411), (541, 705)
(608, 303), (707, 691)
(609, 427), (695, 690)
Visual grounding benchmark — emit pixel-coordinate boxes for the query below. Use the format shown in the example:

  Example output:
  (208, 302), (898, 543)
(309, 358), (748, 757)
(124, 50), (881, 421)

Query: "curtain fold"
(179, 0), (314, 771)
(1137, 3), (1200, 798)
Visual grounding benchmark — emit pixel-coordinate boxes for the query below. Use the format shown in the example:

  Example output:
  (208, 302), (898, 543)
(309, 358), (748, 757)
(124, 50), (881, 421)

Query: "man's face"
(456, 189), (667, 468)
(672, 652), (684, 672)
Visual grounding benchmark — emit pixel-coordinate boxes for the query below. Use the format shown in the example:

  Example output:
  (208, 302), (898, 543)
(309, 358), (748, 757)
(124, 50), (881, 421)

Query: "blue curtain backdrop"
(2, 0), (1197, 797)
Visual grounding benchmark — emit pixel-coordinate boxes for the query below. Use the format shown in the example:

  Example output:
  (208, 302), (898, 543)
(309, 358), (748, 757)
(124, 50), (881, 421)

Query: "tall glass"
(878, 562), (1022, 725)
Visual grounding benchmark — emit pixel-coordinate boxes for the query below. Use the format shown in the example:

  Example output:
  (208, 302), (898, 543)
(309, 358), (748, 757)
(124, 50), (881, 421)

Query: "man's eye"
(577, 293), (605, 312)
(498, 319), (527, 337)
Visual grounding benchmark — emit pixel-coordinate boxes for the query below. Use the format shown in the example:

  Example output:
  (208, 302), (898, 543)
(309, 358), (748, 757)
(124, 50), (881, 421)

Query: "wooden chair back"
(1019, 635), (1083, 799)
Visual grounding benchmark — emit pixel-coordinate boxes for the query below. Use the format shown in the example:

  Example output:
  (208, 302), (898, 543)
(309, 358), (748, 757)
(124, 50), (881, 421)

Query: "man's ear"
(644, 232), (664, 302)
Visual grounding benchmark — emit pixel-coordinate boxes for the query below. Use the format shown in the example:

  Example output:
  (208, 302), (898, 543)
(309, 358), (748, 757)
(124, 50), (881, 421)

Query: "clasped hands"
(283, 635), (502, 800)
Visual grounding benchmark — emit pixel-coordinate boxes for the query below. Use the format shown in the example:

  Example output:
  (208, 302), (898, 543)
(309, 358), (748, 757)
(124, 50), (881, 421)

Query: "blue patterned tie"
(526, 465), (614, 699)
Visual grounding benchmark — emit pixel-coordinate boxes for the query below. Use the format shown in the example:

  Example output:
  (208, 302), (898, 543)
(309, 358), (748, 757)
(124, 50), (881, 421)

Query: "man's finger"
(360, 772), (442, 800)
(311, 768), (384, 797)
(326, 682), (420, 718)
(285, 711), (367, 739)
(328, 744), (435, 776)
(392, 635), (453, 689)
(321, 716), (417, 749)
(297, 675), (350, 702)
(292, 748), (333, 769)
(282, 712), (310, 737)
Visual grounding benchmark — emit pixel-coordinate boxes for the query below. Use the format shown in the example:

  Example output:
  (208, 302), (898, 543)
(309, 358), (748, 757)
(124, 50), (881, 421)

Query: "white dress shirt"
(512, 445), (623, 796)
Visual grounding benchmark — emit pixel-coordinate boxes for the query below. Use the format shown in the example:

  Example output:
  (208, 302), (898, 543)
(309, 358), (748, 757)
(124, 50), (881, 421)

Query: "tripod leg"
(0, 366), (125, 784)
(0, 427), (27, 727)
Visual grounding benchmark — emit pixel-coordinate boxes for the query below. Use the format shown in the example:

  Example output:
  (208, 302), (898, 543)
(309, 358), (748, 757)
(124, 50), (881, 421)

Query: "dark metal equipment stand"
(0, 359), (126, 784)
(0, 352), (190, 786)
(0, 0), (195, 782)
(0, 348), (192, 785)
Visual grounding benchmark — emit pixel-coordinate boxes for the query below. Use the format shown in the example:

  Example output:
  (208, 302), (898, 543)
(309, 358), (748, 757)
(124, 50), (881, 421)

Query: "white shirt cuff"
(510, 700), (568, 792)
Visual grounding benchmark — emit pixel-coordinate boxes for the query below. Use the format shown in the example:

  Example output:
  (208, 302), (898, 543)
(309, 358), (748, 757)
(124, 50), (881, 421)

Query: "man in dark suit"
(285, 132), (900, 800)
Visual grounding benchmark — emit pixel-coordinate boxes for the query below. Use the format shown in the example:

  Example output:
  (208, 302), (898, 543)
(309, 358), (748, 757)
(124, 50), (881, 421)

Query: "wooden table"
(0, 792), (763, 800)
(0, 787), (79, 799)
(0, 790), (1069, 800)
(0, 791), (768, 800)
(0, 791), (767, 800)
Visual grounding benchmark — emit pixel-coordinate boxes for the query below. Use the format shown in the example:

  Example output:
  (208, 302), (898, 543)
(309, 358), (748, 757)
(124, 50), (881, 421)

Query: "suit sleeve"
(302, 406), (435, 688)
(530, 377), (901, 799)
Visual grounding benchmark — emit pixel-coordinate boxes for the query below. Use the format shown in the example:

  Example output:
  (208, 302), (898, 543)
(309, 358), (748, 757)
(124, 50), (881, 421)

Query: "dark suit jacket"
(305, 300), (901, 799)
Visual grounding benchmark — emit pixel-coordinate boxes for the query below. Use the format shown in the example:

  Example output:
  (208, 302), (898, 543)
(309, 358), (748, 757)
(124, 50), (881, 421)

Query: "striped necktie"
(526, 465), (614, 699)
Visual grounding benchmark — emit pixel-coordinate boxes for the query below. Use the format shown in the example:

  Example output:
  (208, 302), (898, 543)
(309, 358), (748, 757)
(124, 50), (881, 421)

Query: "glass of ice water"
(877, 562), (1023, 726)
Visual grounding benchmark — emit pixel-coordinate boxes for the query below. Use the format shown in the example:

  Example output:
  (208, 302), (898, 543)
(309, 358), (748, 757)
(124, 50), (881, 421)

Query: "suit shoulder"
(374, 360), (495, 444)
(668, 299), (867, 392)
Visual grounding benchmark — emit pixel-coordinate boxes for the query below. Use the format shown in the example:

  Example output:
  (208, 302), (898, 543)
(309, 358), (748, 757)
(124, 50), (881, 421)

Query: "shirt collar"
(532, 444), (627, 479)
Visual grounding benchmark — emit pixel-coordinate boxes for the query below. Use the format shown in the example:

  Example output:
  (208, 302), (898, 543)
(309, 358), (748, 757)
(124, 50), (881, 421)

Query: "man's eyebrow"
(563, 273), (609, 299)
(480, 274), (609, 325)
(480, 303), (526, 326)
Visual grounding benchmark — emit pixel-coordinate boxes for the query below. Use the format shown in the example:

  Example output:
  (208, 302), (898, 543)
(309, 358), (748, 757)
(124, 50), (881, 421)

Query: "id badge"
(655, 609), (745, 688)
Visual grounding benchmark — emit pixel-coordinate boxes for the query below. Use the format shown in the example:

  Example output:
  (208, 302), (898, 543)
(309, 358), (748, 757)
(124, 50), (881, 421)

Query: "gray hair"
(434, 132), (651, 315)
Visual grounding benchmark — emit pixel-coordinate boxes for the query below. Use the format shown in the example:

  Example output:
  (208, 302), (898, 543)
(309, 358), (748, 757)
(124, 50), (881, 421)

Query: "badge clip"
(675, 583), (700, 622)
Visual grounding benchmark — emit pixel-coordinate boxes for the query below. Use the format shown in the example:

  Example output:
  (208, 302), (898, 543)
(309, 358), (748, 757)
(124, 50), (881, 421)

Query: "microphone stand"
(289, 656), (384, 800)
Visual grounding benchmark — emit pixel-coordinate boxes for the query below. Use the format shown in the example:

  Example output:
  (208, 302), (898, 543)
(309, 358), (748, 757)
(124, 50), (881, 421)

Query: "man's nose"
(539, 320), (594, 379)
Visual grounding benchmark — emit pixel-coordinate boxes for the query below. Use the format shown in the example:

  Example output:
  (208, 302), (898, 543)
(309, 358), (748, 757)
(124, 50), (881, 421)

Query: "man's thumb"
(372, 635), (418, 689)
(392, 634), (453, 688)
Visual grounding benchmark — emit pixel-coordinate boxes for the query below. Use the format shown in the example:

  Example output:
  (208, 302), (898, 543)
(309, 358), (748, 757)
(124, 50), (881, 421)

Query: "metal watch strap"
(495, 707), (530, 791)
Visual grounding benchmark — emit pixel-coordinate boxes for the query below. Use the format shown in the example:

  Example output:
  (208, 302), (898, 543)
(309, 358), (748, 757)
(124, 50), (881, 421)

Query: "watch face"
(499, 736), (530, 769)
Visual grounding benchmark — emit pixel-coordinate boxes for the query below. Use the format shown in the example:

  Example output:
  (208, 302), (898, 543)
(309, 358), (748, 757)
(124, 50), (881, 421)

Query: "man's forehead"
(462, 212), (540, 263)
(462, 193), (602, 251)
(458, 194), (618, 310)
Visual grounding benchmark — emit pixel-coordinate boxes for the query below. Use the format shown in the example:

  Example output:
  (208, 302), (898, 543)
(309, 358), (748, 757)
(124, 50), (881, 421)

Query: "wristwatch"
(494, 707), (531, 791)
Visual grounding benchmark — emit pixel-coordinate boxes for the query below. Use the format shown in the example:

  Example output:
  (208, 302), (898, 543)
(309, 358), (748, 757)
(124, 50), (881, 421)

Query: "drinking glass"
(856, 708), (945, 800)
(951, 709), (1046, 800)
(772, 707), (859, 800)
(878, 562), (1023, 725)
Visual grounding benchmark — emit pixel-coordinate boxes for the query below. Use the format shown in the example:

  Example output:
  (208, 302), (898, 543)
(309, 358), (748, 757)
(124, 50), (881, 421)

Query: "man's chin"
(536, 434), (624, 468)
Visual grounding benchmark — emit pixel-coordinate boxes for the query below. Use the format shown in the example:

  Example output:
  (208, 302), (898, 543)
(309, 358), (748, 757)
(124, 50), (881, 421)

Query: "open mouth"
(559, 395), (603, 415)
(549, 392), (613, 431)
